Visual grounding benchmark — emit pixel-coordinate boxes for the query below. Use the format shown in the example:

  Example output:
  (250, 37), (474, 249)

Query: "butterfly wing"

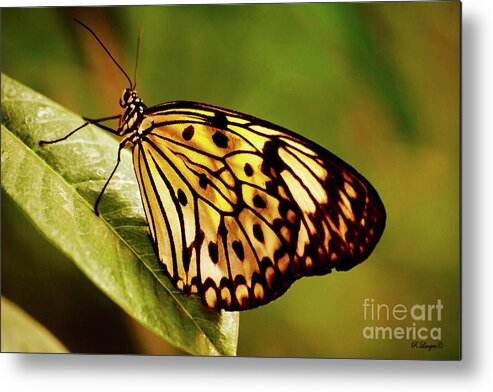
(132, 101), (386, 311)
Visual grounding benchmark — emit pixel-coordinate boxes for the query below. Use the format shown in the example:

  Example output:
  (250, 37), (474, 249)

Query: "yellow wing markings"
(127, 102), (385, 309)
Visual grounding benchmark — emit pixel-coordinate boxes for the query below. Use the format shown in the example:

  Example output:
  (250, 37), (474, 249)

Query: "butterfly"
(40, 20), (386, 311)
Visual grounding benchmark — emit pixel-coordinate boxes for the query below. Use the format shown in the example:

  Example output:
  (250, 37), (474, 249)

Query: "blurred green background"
(1, 2), (459, 358)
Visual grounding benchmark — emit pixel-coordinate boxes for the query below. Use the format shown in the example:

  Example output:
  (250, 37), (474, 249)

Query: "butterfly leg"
(39, 115), (121, 145)
(83, 115), (122, 134)
(93, 136), (132, 216)
(39, 121), (91, 145)
(83, 114), (121, 123)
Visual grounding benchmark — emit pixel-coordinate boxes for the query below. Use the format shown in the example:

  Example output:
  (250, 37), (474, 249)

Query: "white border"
(5, 0), (341, 6)
(2, 0), (493, 390)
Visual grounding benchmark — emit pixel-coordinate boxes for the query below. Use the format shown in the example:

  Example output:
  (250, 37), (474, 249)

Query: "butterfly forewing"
(130, 101), (385, 311)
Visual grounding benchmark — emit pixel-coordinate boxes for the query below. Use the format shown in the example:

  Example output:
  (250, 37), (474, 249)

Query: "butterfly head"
(120, 88), (138, 108)
(118, 88), (146, 136)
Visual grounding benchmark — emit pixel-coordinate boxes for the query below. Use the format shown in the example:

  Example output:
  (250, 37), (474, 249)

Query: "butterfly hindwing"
(133, 101), (386, 310)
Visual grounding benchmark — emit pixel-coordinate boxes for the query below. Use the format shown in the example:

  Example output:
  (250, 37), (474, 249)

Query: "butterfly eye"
(120, 89), (133, 107)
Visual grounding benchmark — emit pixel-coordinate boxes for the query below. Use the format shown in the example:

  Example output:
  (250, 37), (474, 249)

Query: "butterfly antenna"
(74, 19), (133, 88)
(132, 29), (143, 89)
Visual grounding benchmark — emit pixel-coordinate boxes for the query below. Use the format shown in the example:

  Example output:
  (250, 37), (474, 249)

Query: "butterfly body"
(116, 89), (386, 311)
(118, 88), (146, 139)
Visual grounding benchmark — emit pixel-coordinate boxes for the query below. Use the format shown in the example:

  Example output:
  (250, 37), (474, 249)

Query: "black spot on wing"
(253, 223), (264, 243)
(177, 189), (187, 206)
(278, 199), (290, 217)
(211, 111), (228, 128)
(208, 241), (219, 264)
(265, 181), (276, 194)
(232, 240), (245, 261)
(274, 244), (288, 263)
(212, 131), (228, 148)
(199, 173), (208, 189)
(182, 125), (195, 140)
(261, 140), (285, 174)
(244, 163), (253, 177)
(218, 219), (228, 237)
(253, 194), (266, 209)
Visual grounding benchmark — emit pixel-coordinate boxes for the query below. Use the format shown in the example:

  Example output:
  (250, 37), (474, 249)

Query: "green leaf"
(1, 297), (69, 353)
(1, 74), (239, 356)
